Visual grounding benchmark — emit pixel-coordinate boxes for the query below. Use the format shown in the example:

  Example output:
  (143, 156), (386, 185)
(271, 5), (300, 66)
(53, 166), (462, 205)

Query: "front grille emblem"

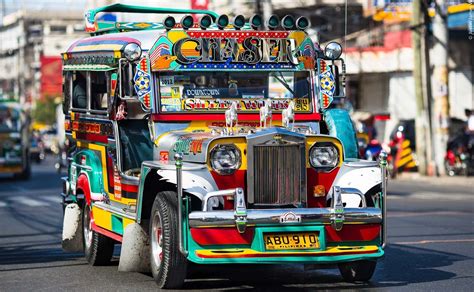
(279, 212), (302, 224)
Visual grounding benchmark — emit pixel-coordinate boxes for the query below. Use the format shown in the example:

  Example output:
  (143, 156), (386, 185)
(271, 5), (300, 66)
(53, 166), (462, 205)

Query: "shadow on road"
(177, 244), (470, 290)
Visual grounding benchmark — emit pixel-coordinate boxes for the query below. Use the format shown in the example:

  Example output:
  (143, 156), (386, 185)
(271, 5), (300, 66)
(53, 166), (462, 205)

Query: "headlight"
(210, 144), (241, 175)
(309, 144), (339, 170)
(324, 42), (342, 60)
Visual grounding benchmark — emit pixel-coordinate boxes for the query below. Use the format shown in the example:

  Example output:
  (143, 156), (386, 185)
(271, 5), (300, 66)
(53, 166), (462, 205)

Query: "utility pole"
(412, 0), (428, 175)
(431, 0), (450, 176)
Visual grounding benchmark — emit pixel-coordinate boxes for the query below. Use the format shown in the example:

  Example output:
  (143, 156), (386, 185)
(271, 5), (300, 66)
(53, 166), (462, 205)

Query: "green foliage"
(32, 95), (57, 125)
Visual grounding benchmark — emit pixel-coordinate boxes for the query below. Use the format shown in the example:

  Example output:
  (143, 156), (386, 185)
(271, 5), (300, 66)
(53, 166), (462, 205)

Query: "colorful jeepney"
(61, 4), (388, 288)
(0, 99), (31, 179)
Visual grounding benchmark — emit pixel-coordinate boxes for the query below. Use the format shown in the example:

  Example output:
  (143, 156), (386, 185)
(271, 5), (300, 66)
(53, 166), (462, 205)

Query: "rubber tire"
(338, 260), (377, 282)
(83, 204), (115, 266)
(150, 191), (187, 289)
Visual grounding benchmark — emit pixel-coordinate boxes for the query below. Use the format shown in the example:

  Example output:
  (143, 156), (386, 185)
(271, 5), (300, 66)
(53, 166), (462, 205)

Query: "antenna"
(343, 0), (348, 59)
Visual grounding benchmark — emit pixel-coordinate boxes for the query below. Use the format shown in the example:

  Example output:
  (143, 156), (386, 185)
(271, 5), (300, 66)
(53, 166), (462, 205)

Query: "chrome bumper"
(189, 206), (382, 228)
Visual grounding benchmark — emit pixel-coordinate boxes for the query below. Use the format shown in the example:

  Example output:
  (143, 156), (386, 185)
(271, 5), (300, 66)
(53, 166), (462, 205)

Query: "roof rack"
(85, 3), (219, 34)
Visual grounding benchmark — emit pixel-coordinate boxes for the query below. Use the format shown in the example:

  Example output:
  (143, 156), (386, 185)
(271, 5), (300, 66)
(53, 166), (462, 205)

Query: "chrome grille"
(253, 144), (302, 205)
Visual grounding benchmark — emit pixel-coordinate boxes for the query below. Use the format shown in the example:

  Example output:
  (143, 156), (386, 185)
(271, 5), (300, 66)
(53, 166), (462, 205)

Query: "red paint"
(91, 222), (123, 243)
(75, 132), (109, 144)
(40, 56), (62, 100)
(196, 248), (378, 259)
(152, 113), (321, 122)
(76, 174), (91, 205)
(306, 168), (339, 208)
(121, 183), (138, 193)
(325, 224), (381, 242)
(106, 155), (115, 191)
(191, 227), (255, 245)
(210, 170), (246, 209)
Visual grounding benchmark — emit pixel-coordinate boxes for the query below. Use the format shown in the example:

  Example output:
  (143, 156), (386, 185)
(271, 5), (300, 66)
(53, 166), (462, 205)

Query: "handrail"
(86, 3), (219, 26)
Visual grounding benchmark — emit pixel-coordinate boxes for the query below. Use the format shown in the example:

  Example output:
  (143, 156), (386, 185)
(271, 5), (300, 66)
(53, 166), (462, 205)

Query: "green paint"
(111, 215), (123, 235)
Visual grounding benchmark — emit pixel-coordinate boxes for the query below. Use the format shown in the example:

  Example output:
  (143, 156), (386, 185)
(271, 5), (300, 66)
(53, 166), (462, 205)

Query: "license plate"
(264, 232), (320, 250)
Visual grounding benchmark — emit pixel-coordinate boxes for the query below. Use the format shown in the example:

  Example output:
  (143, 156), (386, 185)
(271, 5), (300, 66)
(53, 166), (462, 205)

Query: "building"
(0, 9), (85, 103)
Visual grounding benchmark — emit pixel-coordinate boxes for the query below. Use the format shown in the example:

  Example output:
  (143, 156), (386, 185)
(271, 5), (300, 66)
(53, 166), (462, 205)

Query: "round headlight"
(210, 144), (241, 175)
(324, 42), (342, 60)
(124, 43), (142, 62)
(309, 144), (339, 170)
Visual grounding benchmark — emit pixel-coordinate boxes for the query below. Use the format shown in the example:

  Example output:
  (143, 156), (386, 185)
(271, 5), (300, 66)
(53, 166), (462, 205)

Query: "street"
(0, 157), (473, 291)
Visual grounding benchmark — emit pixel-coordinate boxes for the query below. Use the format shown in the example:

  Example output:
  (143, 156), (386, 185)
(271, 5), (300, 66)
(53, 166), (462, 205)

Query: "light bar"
(267, 14), (280, 30)
(181, 15), (194, 30)
(217, 14), (229, 29)
(281, 15), (295, 30)
(296, 16), (310, 30)
(250, 14), (263, 30)
(233, 15), (245, 29)
(200, 15), (212, 29)
(164, 15), (175, 30)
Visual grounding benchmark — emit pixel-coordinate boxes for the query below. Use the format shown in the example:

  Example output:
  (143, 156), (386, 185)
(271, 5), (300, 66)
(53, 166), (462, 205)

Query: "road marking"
(394, 239), (474, 245)
(0, 201), (7, 208)
(389, 211), (471, 217)
(388, 192), (472, 201)
(9, 196), (49, 207)
(42, 196), (63, 204)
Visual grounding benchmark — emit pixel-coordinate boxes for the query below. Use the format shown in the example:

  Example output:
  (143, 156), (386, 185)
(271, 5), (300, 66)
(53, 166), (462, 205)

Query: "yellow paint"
(195, 245), (379, 257)
(123, 217), (135, 230)
(398, 155), (414, 168)
(92, 205), (112, 230)
(71, 44), (124, 52)
(167, 30), (189, 43)
(114, 51), (121, 58)
(401, 140), (411, 148)
(400, 148), (412, 157)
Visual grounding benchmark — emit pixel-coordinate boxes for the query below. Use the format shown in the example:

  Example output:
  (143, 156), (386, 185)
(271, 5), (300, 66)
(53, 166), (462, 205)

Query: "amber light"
(313, 185), (326, 197)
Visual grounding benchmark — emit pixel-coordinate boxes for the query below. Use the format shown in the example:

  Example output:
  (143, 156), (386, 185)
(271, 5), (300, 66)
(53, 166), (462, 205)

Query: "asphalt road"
(0, 157), (473, 291)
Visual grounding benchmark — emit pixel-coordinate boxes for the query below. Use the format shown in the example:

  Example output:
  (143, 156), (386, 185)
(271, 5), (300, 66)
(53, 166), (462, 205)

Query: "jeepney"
(61, 4), (388, 289)
(0, 99), (31, 179)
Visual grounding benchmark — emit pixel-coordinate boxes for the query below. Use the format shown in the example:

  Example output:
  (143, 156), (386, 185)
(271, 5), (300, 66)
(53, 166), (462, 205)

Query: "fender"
(136, 161), (219, 223)
(72, 149), (106, 203)
(328, 159), (382, 205)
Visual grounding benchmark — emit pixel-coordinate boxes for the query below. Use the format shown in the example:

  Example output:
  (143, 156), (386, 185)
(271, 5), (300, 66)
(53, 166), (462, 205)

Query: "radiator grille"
(253, 144), (302, 205)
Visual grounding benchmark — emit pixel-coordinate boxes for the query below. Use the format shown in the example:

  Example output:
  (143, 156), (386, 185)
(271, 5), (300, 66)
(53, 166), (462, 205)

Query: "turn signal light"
(313, 185), (326, 197)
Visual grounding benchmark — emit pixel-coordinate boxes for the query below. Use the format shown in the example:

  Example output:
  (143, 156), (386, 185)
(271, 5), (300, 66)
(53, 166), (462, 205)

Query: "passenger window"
(62, 72), (72, 114)
(90, 71), (109, 111)
(72, 71), (87, 109)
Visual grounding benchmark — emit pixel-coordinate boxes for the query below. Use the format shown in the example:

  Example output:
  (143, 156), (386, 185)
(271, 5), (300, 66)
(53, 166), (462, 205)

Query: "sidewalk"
(395, 172), (474, 188)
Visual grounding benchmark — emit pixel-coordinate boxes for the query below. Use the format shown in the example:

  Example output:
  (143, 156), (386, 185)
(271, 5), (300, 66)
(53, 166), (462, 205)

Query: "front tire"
(83, 203), (114, 265)
(150, 191), (187, 289)
(338, 260), (377, 282)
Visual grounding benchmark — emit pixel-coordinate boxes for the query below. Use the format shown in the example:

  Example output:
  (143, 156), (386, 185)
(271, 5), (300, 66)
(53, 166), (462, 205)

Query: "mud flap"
(118, 223), (150, 273)
(62, 203), (84, 252)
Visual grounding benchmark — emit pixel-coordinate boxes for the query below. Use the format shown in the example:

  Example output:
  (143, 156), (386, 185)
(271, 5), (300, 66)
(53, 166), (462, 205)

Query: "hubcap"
(151, 212), (164, 266)
(83, 205), (93, 249)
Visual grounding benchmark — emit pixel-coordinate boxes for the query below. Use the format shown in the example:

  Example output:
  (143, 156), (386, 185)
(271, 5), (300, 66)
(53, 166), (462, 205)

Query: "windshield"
(0, 107), (20, 132)
(158, 71), (311, 113)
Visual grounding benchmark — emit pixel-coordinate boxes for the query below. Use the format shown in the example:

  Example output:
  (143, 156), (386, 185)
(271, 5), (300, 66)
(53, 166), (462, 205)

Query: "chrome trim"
(175, 154), (188, 256)
(202, 189), (237, 212)
(93, 201), (136, 220)
(379, 151), (388, 249)
(330, 186), (344, 231)
(189, 207), (382, 228)
(340, 187), (367, 207)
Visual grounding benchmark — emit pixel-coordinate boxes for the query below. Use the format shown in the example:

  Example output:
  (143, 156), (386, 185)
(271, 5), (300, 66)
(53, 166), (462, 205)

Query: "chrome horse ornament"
(259, 99), (272, 128)
(225, 101), (238, 134)
(282, 100), (295, 129)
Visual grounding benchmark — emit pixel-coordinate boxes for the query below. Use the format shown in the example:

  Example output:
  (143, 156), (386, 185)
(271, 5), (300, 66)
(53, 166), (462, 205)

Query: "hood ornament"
(225, 101), (238, 134)
(259, 99), (272, 128)
(282, 100), (295, 130)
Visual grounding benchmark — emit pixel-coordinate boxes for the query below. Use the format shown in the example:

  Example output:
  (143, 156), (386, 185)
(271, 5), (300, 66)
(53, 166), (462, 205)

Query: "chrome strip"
(93, 201), (136, 220)
(188, 207), (382, 228)
(379, 151), (388, 249)
(175, 154), (188, 256)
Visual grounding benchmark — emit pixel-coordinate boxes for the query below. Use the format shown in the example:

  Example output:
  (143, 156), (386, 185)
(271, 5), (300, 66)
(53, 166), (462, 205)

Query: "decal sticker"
(150, 36), (177, 70)
(318, 59), (335, 109)
(173, 137), (204, 155)
(110, 73), (118, 97)
(113, 165), (122, 200)
(160, 151), (169, 163)
(181, 98), (310, 112)
(160, 75), (175, 87)
(134, 58), (151, 110)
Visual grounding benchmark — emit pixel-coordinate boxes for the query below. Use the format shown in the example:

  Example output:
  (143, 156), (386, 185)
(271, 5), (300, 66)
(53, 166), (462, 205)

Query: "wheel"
(83, 203), (114, 265)
(150, 191), (187, 289)
(338, 260), (377, 282)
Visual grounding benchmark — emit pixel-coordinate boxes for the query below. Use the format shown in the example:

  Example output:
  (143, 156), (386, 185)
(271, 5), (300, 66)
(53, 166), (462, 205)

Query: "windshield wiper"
(271, 72), (295, 97)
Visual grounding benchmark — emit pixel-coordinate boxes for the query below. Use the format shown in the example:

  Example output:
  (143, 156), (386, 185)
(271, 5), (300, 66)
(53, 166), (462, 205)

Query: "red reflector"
(191, 227), (255, 245)
(325, 224), (380, 242)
